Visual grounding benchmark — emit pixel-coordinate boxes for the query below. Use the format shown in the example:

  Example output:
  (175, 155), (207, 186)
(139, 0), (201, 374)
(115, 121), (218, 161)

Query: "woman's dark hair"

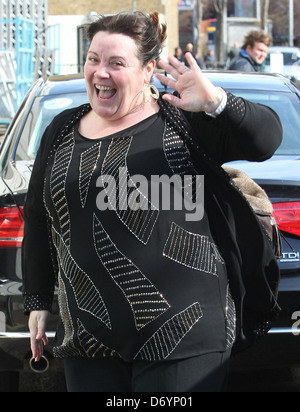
(85, 11), (167, 66)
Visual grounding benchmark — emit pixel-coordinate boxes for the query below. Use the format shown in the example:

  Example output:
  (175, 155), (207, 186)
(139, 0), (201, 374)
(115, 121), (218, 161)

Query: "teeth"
(95, 85), (114, 91)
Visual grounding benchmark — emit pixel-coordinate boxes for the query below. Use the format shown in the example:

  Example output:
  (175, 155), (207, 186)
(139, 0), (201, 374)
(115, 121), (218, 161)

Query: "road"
(227, 333), (300, 392)
(15, 334), (300, 392)
(228, 366), (300, 392)
(17, 367), (300, 392)
(17, 366), (300, 392)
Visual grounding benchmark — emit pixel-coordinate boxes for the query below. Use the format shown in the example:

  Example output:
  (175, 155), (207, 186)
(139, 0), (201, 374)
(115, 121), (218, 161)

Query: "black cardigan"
(159, 94), (283, 351)
(22, 93), (283, 353)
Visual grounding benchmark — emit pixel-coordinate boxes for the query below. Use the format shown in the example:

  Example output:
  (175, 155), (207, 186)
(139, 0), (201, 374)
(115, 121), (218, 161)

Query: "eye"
(86, 53), (99, 64)
(112, 60), (124, 67)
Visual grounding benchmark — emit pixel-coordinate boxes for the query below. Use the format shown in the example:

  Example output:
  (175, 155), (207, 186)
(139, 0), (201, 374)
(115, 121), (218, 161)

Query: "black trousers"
(64, 350), (231, 392)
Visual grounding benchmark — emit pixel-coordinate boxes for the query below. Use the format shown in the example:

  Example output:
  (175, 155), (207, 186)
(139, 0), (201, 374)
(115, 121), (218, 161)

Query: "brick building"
(48, 0), (179, 74)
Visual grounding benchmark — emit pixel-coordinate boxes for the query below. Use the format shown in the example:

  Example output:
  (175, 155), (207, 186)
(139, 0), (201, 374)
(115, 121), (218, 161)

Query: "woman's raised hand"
(156, 52), (222, 114)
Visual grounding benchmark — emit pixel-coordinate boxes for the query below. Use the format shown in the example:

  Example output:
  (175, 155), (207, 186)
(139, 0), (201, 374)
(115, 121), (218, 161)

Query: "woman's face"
(84, 31), (154, 122)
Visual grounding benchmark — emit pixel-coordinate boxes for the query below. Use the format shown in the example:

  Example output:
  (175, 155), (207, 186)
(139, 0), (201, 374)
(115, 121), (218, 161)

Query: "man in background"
(174, 47), (183, 62)
(184, 42), (205, 69)
(228, 30), (271, 72)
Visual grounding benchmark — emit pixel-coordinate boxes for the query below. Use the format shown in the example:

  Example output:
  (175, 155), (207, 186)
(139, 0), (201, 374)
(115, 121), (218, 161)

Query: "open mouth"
(95, 84), (116, 100)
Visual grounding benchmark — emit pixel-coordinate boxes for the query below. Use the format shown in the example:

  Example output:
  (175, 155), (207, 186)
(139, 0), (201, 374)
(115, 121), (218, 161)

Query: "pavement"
(15, 367), (300, 392)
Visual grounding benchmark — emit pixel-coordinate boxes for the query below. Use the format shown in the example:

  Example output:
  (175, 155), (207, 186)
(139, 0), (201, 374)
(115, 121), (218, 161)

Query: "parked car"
(0, 71), (300, 390)
(265, 46), (300, 82)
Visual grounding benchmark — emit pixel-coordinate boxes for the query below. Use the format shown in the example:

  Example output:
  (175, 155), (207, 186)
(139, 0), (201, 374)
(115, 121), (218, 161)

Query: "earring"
(149, 84), (160, 101)
(143, 83), (160, 103)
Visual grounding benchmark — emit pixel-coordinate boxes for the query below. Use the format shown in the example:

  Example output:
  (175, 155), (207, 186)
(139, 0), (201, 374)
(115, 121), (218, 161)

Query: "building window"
(228, 0), (258, 19)
(77, 25), (89, 73)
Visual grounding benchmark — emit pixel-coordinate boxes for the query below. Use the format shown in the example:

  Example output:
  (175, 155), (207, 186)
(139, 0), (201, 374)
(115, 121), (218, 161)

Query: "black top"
(22, 94), (283, 360)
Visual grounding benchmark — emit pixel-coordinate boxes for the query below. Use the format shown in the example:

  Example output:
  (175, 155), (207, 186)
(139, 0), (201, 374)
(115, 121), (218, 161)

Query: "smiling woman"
(22, 10), (282, 393)
(82, 31), (159, 132)
(81, 11), (167, 137)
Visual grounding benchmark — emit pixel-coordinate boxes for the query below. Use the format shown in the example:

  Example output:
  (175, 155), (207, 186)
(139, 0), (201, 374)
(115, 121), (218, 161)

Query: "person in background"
(226, 42), (240, 67)
(184, 42), (205, 69)
(229, 42), (240, 59)
(174, 46), (183, 62)
(23, 10), (282, 393)
(228, 30), (271, 72)
(205, 49), (216, 69)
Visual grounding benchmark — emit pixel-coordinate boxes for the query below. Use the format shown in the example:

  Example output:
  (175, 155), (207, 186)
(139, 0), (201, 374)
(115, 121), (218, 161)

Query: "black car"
(0, 72), (300, 390)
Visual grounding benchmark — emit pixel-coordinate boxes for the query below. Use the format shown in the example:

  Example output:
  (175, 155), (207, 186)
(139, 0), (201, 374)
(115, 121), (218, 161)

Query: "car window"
(266, 52), (300, 66)
(15, 92), (89, 161)
(14, 84), (300, 161)
(228, 89), (300, 156)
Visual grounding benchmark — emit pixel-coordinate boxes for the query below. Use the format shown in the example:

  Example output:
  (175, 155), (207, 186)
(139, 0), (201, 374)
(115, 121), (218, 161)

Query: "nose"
(93, 63), (109, 78)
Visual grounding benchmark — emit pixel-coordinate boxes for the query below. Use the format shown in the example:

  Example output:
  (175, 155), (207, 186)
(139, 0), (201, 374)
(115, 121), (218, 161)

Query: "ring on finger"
(179, 66), (190, 74)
